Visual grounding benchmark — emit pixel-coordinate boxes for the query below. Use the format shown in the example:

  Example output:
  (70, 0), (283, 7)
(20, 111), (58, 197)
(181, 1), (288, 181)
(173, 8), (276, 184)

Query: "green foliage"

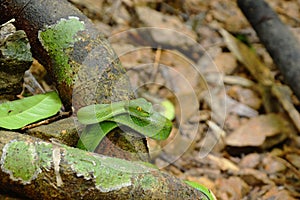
(160, 99), (175, 121)
(0, 91), (62, 129)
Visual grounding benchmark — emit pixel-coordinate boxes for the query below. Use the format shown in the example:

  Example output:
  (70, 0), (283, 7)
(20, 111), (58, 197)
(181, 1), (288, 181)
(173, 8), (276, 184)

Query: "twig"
(21, 111), (71, 130)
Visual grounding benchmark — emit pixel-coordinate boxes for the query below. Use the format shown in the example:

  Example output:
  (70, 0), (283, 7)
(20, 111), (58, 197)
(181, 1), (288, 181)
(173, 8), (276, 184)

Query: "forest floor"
(30, 0), (300, 199)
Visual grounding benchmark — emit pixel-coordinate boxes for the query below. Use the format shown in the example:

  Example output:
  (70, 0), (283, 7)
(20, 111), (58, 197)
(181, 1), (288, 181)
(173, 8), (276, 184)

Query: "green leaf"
(160, 99), (175, 121)
(0, 91), (62, 129)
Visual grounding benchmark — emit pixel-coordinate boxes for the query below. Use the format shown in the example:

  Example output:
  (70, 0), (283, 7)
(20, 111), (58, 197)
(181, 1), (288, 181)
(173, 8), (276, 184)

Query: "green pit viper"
(76, 98), (216, 200)
(76, 98), (172, 152)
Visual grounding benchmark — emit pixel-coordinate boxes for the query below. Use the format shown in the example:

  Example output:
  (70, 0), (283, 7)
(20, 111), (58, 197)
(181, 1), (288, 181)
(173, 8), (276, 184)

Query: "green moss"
(1, 140), (157, 191)
(38, 16), (85, 85)
(63, 148), (159, 192)
(35, 142), (53, 170)
(1, 140), (42, 184)
(138, 173), (160, 191)
(94, 165), (132, 192)
(101, 156), (155, 173)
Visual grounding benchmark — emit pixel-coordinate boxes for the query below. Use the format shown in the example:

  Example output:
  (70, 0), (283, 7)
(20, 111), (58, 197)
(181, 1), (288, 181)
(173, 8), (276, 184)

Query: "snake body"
(185, 181), (216, 200)
(77, 98), (172, 151)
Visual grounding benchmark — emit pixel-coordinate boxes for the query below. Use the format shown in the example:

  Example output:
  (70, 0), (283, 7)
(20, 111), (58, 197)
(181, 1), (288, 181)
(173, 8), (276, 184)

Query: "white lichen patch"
(96, 180), (132, 193)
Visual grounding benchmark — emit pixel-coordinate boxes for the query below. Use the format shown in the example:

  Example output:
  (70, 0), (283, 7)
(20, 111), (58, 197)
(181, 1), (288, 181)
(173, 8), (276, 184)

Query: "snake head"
(126, 98), (153, 117)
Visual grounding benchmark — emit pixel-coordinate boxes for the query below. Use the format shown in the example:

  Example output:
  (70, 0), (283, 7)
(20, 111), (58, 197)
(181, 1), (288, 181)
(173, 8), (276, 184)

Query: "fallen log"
(0, 131), (206, 200)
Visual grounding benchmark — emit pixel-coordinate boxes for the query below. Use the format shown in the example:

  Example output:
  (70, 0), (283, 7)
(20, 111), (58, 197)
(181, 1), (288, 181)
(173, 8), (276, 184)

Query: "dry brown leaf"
(213, 52), (237, 74)
(262, 186), (296, 200)
(227, 85), (262, 110)
(271, 85), (300, 132)
(285, 153), (300, 169)
(207, 154), (240, 172)
(215, 176), (250, 200)
(238, 168), (274, 186)
(262, 154), (287, 174)
(240, 153), (261, 169)
(221, 29), (300, 132)
(226, 114), (295, 149)
(136, 6), (197, 40)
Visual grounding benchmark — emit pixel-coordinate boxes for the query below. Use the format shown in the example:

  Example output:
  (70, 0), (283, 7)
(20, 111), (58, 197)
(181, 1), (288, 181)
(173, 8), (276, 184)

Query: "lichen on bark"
(1, 139), (153, 192)
(0, 131), (207, 199)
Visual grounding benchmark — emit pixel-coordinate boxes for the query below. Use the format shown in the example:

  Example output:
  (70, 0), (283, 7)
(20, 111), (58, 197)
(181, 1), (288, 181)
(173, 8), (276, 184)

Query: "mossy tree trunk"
(0, 0), (149, 161)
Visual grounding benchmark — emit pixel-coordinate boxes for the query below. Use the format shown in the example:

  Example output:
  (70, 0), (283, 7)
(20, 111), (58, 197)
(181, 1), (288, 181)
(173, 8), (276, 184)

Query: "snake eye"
(136, 106), (142, 112)
(132, 105), (150, 117)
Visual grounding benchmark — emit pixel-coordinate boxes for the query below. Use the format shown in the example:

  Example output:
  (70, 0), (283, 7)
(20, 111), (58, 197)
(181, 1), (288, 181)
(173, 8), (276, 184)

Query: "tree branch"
(237, 0), (300, 100)
(0, 131), (206, 200)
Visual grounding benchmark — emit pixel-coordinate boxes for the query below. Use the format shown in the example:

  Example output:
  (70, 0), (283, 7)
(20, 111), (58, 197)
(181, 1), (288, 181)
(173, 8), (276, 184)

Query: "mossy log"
(0, 0), (149, 160)
(0, 131), (207, 200)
